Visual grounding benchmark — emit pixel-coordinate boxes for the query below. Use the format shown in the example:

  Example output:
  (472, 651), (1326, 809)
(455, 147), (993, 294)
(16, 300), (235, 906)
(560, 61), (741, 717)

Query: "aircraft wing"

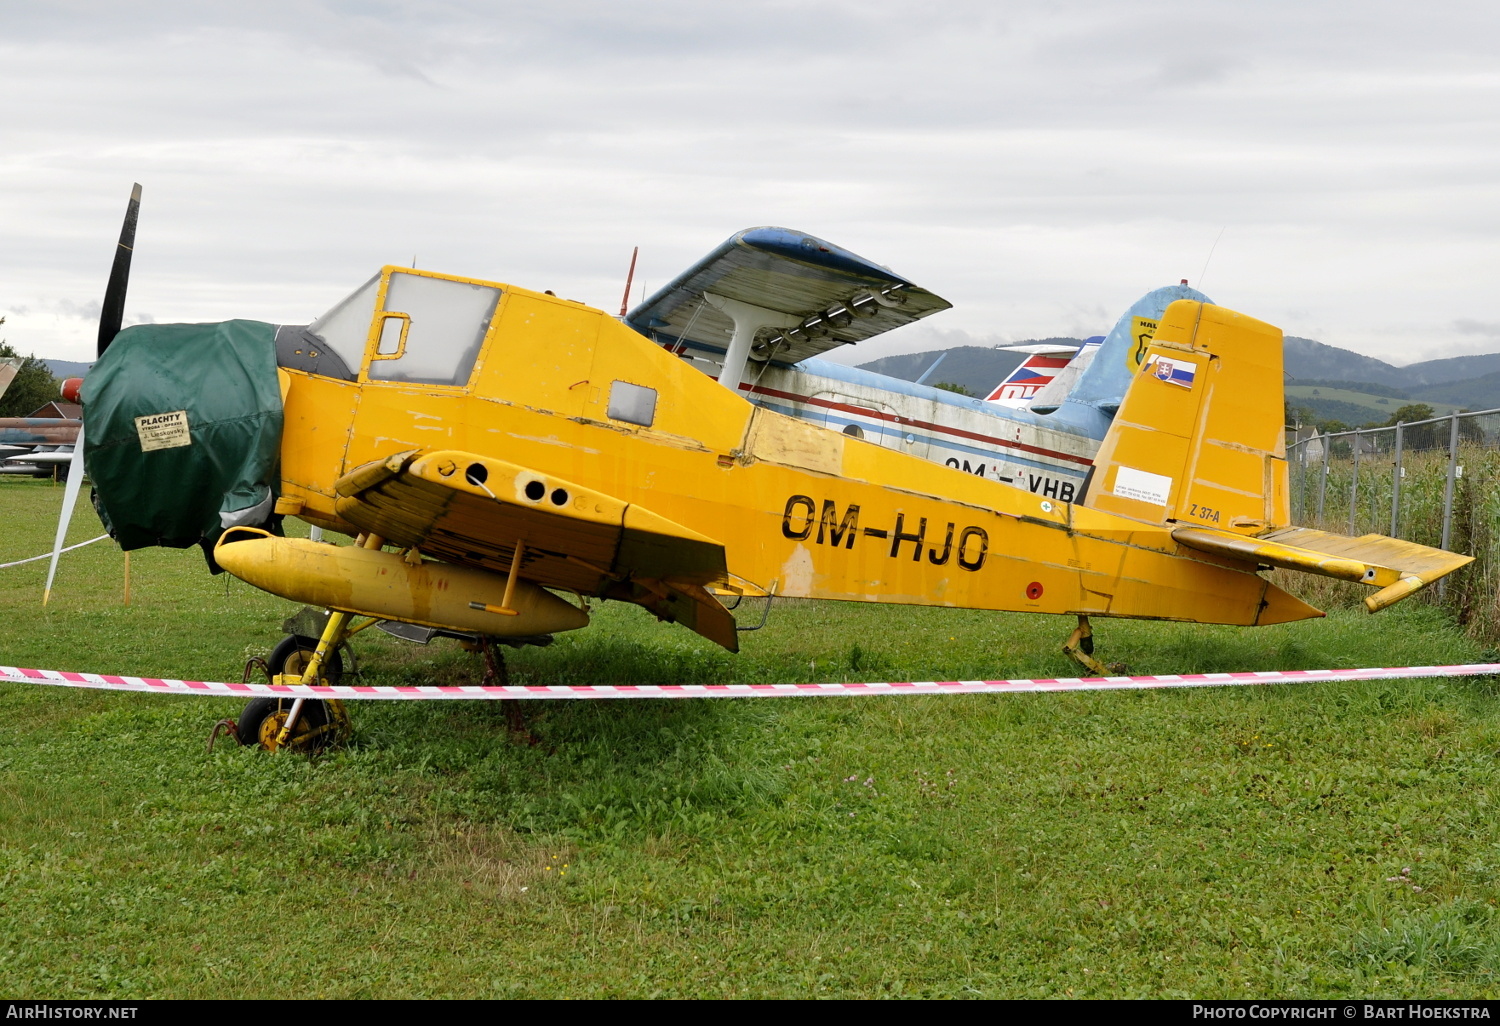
(332, 450), (740, 650)
(625, 227), (951, 366)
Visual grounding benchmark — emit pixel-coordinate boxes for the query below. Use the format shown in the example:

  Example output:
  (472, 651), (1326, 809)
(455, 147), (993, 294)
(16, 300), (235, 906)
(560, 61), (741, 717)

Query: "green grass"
(5, 476), (1500, 997)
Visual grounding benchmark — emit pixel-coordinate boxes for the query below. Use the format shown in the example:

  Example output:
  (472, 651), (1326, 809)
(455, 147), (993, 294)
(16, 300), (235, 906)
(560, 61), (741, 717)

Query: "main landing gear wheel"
(236, 635), (347, 752)
(236, 697), (335, 753)
(1061, 615), (1127, 676)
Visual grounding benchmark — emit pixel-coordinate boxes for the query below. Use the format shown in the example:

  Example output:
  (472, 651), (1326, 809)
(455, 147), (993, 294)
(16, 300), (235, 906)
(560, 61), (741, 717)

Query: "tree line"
(0, 319), (65, 418)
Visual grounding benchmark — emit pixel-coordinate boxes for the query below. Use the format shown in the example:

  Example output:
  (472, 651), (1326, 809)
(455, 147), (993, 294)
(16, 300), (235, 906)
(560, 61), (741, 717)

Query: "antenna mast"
(619, 246), (639, 317)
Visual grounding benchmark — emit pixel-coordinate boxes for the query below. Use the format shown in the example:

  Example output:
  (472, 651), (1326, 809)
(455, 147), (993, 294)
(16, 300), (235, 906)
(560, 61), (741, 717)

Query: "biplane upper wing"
(624, 226), (951, 366)
(332, 450), (741, 650)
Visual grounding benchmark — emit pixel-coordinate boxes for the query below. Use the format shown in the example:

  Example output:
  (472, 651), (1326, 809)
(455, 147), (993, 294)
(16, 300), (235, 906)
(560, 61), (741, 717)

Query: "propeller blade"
(97, 183), (142, 357)
(42, 422), (87, 606)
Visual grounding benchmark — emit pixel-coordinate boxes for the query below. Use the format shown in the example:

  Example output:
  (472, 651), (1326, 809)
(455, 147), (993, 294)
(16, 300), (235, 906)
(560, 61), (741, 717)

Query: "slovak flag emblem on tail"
(1147, 354), (1196, 389)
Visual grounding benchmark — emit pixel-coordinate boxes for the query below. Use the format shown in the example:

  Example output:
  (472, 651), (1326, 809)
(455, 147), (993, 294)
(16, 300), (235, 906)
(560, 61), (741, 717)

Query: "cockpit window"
(368, 273), (500, 387)
(306, 273), (380, 372)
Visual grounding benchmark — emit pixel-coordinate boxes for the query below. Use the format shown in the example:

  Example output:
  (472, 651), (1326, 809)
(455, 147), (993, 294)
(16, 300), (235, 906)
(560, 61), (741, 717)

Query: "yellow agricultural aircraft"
(51, 186), (1471, 750)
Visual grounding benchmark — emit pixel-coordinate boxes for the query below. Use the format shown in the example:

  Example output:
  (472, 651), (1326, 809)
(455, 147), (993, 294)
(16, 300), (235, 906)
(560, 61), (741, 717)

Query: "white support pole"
(43, 421), (86, 606)
(703, 293), (797, 396)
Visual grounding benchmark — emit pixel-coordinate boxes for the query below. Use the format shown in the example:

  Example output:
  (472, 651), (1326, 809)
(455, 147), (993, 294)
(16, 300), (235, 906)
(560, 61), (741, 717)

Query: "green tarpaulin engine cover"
(82, 319), (284, 565)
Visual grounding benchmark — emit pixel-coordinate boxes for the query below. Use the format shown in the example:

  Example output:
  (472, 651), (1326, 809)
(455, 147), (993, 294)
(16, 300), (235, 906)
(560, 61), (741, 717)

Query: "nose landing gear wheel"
(266, 634), (344, 685)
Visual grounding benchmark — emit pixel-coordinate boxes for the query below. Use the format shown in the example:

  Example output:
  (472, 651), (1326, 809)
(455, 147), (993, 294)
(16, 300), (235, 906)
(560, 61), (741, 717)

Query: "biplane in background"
(983, 341), (1094, 408)
(625, 229), (1203, 505)
(39, 187), (1471, 751)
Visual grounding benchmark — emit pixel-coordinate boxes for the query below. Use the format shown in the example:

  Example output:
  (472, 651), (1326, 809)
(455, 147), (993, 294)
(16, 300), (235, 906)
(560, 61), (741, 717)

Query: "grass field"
(4, 476), (1500, 998)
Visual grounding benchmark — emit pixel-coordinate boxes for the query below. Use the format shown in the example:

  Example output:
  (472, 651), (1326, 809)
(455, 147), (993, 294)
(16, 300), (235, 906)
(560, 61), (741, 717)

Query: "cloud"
(54, 299), (101, 321)
(1, 1), (1499, 364)
(1453, 319), (1500, 338)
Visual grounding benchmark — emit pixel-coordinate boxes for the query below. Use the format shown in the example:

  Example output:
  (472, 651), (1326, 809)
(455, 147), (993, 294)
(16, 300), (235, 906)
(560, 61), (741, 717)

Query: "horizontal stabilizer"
(625, 227), (950, 366)
(1172, 526), (1472, 612)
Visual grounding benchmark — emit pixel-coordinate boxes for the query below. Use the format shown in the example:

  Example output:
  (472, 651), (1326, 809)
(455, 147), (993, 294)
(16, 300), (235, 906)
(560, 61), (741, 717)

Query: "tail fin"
(1033, 283), (1212, 416)
(1021, 336), (1102, 410)
(1083, 300), (1286, 532)
(984, 344), (1079, 407)
(1084, 300), (1471, 611)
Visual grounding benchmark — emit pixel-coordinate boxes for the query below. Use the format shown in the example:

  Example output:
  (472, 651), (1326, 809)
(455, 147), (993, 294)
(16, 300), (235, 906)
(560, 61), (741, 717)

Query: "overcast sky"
(3, 0), (1498, 367)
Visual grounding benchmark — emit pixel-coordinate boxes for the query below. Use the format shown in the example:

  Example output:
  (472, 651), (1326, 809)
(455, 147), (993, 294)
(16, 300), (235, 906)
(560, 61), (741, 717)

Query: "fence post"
(1437, 414), (1462, 603)
(1297, 439), (1308, 521)
(1317, 435), (1330, 523)
(1390, 422), (1404, 538)
(1288, 438), (1301, 520)
(1442, 414), (1460, 553)
(1349, 429), (1361, 535)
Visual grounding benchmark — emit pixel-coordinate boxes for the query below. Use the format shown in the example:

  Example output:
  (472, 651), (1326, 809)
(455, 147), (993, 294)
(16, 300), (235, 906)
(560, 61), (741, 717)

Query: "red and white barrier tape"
(2, 663), (1497, 701)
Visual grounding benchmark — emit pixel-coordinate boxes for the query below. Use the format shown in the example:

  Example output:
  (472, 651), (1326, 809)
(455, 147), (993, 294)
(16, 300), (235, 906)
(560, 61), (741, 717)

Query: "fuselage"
(270, 268), (1313, 627)
(728, 360), (1092, 503)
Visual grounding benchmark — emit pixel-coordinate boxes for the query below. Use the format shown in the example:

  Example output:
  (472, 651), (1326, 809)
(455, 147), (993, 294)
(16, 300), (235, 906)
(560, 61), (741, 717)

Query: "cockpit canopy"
(278, 269), (502, 387)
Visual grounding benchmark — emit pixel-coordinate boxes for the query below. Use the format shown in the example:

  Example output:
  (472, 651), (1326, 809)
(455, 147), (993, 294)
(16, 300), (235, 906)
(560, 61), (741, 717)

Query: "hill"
(1284, 339), (1500, 390)
(1284, 386), (1466, 427)
(1405, 369), (1500, 412)
(1283, 337), (1408, 388)
(858, 333), (1500, 418)
(42, 360), (92, 380)
(1402, 353), (1500, 388)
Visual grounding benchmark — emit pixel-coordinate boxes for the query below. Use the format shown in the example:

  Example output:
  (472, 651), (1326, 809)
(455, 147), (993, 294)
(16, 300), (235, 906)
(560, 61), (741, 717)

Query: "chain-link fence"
(1287, 409), (1500, 641)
